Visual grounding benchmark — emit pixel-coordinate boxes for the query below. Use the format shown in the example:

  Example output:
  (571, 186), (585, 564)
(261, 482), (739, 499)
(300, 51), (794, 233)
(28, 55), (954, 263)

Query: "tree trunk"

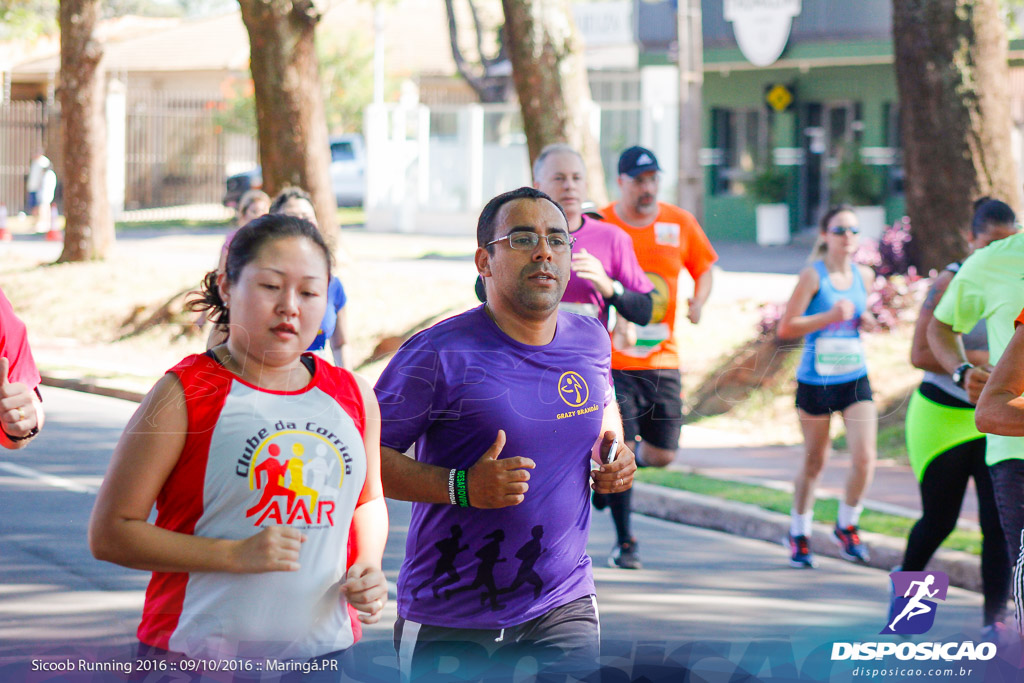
(238, 0), (338, 246)
(58, 0), (114, 262)
(501, 0), (607, 205)
(893, 0), (1019, 272)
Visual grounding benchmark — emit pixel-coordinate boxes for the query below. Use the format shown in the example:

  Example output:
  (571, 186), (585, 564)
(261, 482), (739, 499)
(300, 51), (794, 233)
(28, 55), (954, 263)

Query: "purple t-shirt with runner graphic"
(375, 305), (612, 629)
(560, 214), (654, 326)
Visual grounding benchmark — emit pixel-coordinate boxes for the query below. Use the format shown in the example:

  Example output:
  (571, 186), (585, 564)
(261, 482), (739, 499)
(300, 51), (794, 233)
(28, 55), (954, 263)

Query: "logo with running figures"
(238, 423), (355, 529)
(557, 371), (589, 407)
(882, 570), (949, 635)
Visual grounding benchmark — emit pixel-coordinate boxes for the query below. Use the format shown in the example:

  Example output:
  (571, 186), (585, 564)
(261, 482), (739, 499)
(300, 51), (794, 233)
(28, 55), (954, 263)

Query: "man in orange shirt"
(596, 146), (717, 569)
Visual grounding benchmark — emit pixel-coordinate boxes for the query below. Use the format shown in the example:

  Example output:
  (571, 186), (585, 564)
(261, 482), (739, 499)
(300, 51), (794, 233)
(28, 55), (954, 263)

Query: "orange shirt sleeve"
(1016, 307), (1024, 328)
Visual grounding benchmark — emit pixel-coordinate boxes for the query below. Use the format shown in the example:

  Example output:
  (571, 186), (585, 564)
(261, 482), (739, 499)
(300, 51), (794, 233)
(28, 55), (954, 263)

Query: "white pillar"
(364, 102), (393, 232)
(418, 105), (431, 204)
(467, 104), (484, 211)
(106, 79), (127, 221)
(640, 65), (679, 204)
(391, 105), (416, 233)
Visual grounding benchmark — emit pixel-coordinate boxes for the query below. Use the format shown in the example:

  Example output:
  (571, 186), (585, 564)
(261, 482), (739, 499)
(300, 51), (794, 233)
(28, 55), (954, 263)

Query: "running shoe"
(609, 539), (641, 569)
(980, 622), (1011, 647)
(885, 565), (901, 626)
(787, 533), (816, 569)
(887, 565), (901, 603)
(833, 525), (870, 563)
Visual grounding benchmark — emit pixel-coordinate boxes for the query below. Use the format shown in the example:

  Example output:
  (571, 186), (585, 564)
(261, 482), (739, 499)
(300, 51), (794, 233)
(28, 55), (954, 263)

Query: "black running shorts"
(795, 375), (873, 416)
(612, 368), (684, 450)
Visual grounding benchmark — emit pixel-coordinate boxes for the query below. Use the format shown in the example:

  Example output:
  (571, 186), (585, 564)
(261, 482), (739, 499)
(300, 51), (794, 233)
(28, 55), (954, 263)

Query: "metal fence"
(0, 101), (60, 216)
(0, 92), (257, 220)
(124, 91), (256, 212)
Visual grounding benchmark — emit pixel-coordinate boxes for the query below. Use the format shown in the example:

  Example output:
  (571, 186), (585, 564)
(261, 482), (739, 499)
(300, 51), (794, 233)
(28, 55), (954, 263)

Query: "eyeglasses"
(828, 226), (860, 236)
(486, 231), (576, 252)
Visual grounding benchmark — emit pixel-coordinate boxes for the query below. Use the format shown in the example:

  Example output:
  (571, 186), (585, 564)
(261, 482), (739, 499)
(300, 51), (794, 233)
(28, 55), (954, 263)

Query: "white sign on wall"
(573, 2), (633, 47)
(724, 0), (802, 67)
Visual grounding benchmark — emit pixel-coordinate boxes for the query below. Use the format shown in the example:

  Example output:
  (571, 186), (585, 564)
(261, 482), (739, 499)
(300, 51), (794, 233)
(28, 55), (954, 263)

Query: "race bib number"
(814, 336), (865, 376)
(654, 222), (680, 246)
(559, 301), (601, 319)
(617, 322), (670, 357)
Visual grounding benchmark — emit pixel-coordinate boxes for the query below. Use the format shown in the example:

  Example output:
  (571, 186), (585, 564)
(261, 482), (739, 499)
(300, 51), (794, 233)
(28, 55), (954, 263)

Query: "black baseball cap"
(617, 146), (661, 177)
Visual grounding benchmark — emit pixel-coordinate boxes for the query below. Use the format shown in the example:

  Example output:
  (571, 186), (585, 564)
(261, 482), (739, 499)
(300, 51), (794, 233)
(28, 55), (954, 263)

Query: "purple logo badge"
(882, 571), (949, 635)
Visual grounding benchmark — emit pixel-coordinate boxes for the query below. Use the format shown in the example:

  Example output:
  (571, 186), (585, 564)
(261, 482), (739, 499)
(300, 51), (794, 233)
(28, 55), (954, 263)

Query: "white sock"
(837, 502), (863, 529)
(790, 509), (814, 537)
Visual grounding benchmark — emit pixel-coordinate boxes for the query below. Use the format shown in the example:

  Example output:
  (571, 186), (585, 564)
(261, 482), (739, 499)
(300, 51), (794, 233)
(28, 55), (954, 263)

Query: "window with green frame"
(710, 107), (769, 197)
(883, 102), (904, 196)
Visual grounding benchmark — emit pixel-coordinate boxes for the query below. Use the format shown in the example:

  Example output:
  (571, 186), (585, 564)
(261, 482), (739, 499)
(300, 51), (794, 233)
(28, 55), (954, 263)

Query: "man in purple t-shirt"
(533, 143), (654, 329)
(375, 187), (637, 680)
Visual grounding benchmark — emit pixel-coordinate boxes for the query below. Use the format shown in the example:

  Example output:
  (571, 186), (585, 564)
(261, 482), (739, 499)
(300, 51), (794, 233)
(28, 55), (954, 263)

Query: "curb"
(631, 482), (982, 593)
(40, 375), (983, 594)
(40, 376), (147, 404)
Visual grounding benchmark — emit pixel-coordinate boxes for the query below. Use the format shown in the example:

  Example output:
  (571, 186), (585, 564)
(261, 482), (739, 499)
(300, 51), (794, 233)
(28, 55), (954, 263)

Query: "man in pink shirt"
(532, 144), (654, 328)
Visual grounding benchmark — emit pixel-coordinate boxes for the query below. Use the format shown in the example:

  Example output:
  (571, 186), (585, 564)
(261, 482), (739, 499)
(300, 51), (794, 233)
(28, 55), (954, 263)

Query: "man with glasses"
(376, 186), (636, 680)
(596, 146), (718, 570)
(475, 145), (656, 331)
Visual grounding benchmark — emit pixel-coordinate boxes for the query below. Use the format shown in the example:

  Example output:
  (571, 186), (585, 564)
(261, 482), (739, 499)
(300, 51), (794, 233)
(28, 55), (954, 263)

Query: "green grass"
(115, 218), (232, 230)
(111, 207), (363, 231)
(337, 207), (365, 226)
(833, 421), (908, 462)
(636, 469), (981, 555)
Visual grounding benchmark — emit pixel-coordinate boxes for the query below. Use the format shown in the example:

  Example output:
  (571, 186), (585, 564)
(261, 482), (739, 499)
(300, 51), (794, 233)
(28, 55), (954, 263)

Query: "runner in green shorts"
(915, 197), (1019, 634)
(921, 197), (1024, 634)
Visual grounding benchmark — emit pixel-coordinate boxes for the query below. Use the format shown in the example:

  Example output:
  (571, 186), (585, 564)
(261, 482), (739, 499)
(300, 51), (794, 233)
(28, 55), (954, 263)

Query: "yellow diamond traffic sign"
(765, 84), (794, 112)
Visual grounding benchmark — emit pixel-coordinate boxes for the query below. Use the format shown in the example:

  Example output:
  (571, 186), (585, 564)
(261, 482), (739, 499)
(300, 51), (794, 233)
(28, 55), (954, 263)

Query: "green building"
(680, 0), (904, 241)
(622, 0), (1020, 241)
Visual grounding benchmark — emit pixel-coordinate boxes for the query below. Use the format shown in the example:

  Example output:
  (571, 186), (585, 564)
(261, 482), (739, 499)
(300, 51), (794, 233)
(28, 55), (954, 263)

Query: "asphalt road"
(0, 388), (1013, 682)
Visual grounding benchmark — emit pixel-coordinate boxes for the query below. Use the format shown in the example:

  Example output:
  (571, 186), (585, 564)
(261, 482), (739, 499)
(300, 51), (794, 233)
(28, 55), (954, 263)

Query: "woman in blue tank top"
(777, 205), (880, 569)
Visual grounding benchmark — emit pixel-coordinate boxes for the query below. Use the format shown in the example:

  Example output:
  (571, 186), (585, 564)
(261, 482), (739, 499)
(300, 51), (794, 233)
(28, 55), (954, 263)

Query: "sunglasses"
(828, 226), (860, 236)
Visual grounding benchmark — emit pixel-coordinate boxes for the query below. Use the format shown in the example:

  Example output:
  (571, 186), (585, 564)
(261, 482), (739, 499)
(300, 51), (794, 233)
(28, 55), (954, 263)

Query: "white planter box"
(756, 203), (790, 246)
(855, 206), (887, 241)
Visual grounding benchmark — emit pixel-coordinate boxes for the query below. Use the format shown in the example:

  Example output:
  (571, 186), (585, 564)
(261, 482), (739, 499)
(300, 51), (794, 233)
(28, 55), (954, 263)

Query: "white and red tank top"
(137, 352), (370, 661)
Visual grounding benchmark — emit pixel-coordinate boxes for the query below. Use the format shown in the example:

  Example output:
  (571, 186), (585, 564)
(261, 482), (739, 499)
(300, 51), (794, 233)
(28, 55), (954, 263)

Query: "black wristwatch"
(605, 280), (624, 303)
(952, 363), (974, 389)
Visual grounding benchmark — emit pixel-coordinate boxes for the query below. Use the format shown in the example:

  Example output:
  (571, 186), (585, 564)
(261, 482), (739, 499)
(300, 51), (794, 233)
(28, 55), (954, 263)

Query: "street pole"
(677, 0), (703, 221)
(373, 6), (385, 104)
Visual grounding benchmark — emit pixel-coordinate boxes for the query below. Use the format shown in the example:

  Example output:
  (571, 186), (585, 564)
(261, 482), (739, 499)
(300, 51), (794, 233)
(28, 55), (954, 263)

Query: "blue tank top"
(796, 260), (869, 385)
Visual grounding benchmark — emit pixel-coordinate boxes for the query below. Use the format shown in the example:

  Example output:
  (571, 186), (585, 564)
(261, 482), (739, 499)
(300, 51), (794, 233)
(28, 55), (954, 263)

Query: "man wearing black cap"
(595, 145), (718, 569)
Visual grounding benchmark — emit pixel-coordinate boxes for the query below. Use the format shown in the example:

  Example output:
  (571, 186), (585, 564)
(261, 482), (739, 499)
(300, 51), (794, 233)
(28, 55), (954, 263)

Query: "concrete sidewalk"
(680, 425), (979, 526)
(612, 424), (985, 592)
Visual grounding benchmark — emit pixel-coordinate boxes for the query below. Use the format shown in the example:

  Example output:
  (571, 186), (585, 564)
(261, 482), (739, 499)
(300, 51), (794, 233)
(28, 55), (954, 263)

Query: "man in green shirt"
(928, 229), (1024, 634)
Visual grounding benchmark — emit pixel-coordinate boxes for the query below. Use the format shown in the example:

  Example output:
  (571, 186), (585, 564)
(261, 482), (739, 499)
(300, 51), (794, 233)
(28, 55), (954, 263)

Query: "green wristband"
(455, 469), (470, 508)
